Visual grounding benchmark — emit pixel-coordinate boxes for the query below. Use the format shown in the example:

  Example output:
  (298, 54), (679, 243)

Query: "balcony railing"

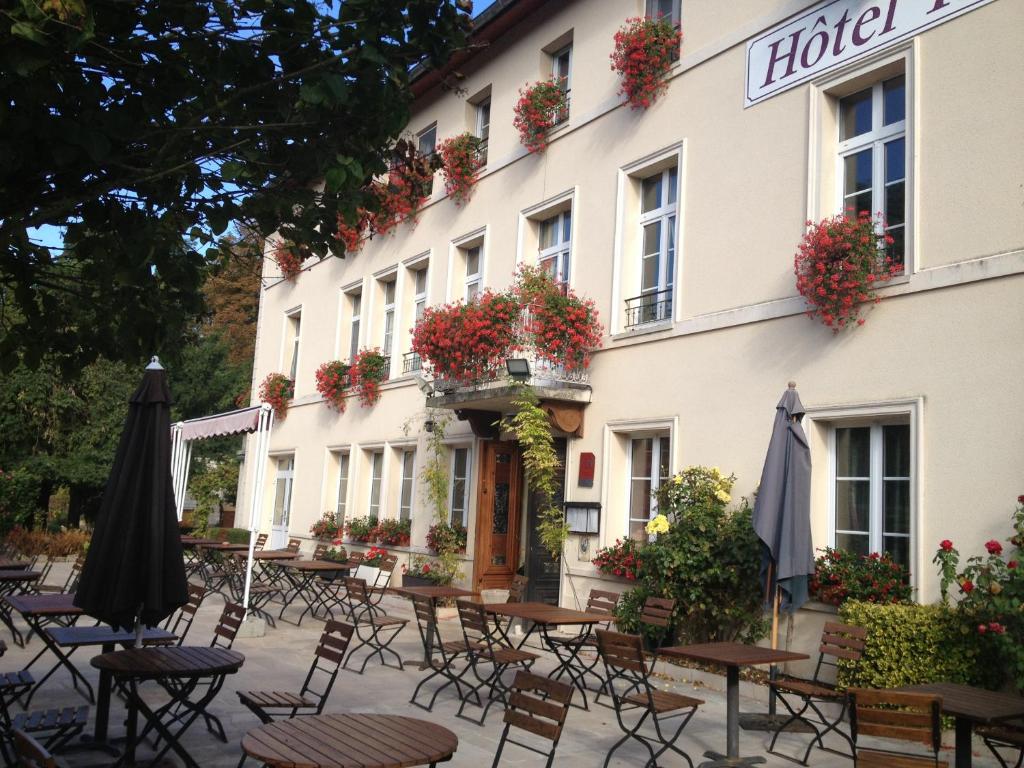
(402, 351), (422, 375)
(624, 289), (673, 329)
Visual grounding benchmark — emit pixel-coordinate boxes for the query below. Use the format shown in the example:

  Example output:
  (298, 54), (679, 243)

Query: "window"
(464, 245), (482, 301)
(381, 278), (396, 358)
(399, 450), (416, 522)
(628, 434), (670, 540)
(272, 455), (295, 532)
(832, 422), (912, 571)
(285, 312), (301, 381)
(838, 75), (906, 269)
(348, 291), (361, 362)
(449, 447), (471, 527)
(368, 451), (384, 520)
(335, 452), (350, 523)
(413, 267), (428, 323)
(627, 166), (678, 327)
(551, 45), (572, 124)
(538, 210), (571, 288)
(417, 124), (437, 195)
(646, 0), (681, 27)
(475, 98), (491, 166)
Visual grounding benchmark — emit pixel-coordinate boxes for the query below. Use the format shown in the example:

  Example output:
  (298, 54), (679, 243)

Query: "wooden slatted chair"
(12, 729), (61, 768)
(455, 598), (539, 726)
(340, 577), (408, 674)
(254, 533), (268, 552)
(196, 545), (229, 599)
(0, 640), (34, 707)
(161, 583), (207, 646)
(848, 688), (946, 767)
(312, 543), (328, 561)
(978, 719), (1024, 768)
(223, 554), (280, 627)
(546, 589), (619, 704)
(365, 554), (400, 610)
(286, 538), (302, 553)
(596, 629), (702, 768)
(34, 556), (83, 596)
(768, 621), (868, 764)
(409, 594), (479, 712)
(491, 671), (574, 768)
(238, 620), (354, 723)
(311, 551), (362, 621)
(492, 575), (530, 646)
(638, 595), (676, 652)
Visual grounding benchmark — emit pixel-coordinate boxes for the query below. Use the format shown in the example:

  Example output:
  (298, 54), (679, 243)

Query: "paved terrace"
(3, 573), (1002, 767)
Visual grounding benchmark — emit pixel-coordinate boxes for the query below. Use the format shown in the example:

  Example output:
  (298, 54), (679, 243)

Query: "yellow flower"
(673, 475), (683, 485)
(715, 489), (731, 504)
(711, 467), (722, 477)
(645, 514), (670, 535)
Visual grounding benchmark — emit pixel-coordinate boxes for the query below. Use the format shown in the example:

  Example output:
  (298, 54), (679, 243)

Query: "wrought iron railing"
(401, 351), (422, 375)
(624, 289), (673, 328)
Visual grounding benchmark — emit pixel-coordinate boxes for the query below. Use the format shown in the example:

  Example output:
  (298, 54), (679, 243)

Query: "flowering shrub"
(344, 516), (377, 543)
(657, 466), (735, 511)
(310, 511), (340, 539)
(373, 518), (411, 547)
(645, 513), (670, 535)
(348, 348), (389, 407)
(314, 360), (350, 412)
(273, 241), (304, 281)
(794, 211), (901, 331)
(515, 266), (603, 371)
(402, 555), (453, 585)
(258, 372), (294, 419)
(412, 291), (522, 384)
(372, 143), (435, 235)
(610, 17), (682, 109)
(933, 496), (1024, 689)
(322, 539), (348, 562)
(810, 547), (912, 606)
(363, 545), (389, 567)
(334, 210), (370, 255)
(593, 538), (646, 581)
(513, 80), (567, 153)
(438, 133), (483, 206)
(427, 522), (467, 554)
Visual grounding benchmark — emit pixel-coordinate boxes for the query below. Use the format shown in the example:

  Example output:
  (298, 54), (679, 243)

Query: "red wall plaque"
(578, 452), (595, 487)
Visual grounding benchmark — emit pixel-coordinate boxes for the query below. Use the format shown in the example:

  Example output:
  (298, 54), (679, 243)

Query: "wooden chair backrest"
(211, 602), (245, 648)
(586, 589), (620, 616)
(286, 538), (302, 553)
(639, 596), (675, 629)
(343, 577), (369, 605)
(456, 598), (489, 638)
(820, 621), (867, 660)
(12, 729), (57, 768)
(347, 552), (364, 567)
(65, 555), (85, 592)
(166, 583), (207, 642)
(596, 628), (647, 674)
(378, 554), (398, 573)
(411, 593), (436, 627)
(508, 575), (528, 603)
(503, 671), (574, 742)
(254, 533), (268, 551)
(849, 688), (943, 765)
(313, 543), (328, 560)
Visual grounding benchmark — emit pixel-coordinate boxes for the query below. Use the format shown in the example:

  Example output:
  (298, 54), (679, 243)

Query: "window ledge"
(611, 320), (674, 342)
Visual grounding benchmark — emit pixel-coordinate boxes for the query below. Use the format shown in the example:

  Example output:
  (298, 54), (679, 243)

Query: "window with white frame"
(285, 312), (301, 381)
(381, 277), (397, 359)
(551, 45), (572, 124)
(832, 421), (912, 571)
(347, 290), (361, 362)
(399, 450), (416, 522)
(628, 166), (678, 327)
(449, 446), (471, 527)
(838, 75), (906, 270)
(335, 452), (350, 523)
(272, 454), (295, 531)
(417, 123), (437, 195)
(646, 0), (681, 27)
(413, 267), (428, 323)
(475, 97), (491, 166)
(368, 450), (384, 520)
(628, 433), (670, 541)
(539, 210), (571, 288)
(464, 245), (482, 301)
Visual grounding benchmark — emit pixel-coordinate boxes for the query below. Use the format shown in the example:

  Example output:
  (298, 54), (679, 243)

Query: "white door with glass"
(271, 455), (295, 549)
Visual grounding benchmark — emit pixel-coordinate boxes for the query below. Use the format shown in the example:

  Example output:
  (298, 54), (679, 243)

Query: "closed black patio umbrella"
(74, 357), (188, 633)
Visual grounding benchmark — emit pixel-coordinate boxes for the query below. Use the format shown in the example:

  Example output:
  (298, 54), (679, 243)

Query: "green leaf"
(11, 21), (47, 45)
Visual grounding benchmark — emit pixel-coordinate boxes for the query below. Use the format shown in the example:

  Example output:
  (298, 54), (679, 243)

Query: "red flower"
(961, 580), (974, 594)
(988, 621), (1006, 635)
(513, 80), (567, 153)
(315, 360), (351, 413)
(258, 373), (294, 420)
(273, 242), (304, 281)
(610, 17), (681, 110)
(985, 539), (1003, 556)
(1008, 561), (1018, 570)
(977, 623), (987, 635)
(940, 539), (954, 552)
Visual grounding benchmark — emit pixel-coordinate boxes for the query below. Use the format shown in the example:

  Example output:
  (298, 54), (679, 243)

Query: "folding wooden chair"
(340, 577), (408, 674)
(848, 688), (945, 767)
(456, 598), (539, 726)
(11, 728), (61, 768)
(223, 554), (280, 627)
(492, 575), (529, 646)
(0, 640), (34, 706)
(978, 719), (1023, 768)
(409, 594), (478, 712)
(286, 538), (302, 553)
(196, 545), (230, 599)
(546, 589), (619, 704)
(311, 551), (362, 621)
(491, 671), (574, 768)
(161, 583), (207, 646)
(768, 621), (867, 764)
(365, 554), (399, 610)
(638, 595), (676, 652)
(596, 628), (702, 768)
(34, 557), (83, 596)
(238, 620), (354, 723)
(254, 533), (268, 551)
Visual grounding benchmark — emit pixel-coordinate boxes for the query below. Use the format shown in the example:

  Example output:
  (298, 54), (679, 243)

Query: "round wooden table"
(242, 713), (459, 768)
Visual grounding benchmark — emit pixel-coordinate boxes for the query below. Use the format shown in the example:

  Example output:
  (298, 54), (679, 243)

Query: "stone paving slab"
(0, 569), (1001, 766)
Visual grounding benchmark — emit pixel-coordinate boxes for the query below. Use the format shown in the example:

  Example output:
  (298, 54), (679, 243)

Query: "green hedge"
(207, 527), (251, 545)
(837, 601), (998, 690)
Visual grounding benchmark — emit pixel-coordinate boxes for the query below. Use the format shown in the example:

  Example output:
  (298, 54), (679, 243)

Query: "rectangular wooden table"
(900, 682), (1024, 768)
(395, 586), (479, 668)
(660, 642), (809, 767)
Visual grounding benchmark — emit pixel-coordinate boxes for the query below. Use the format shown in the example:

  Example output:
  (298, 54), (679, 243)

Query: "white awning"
(178, 406), (262, 441)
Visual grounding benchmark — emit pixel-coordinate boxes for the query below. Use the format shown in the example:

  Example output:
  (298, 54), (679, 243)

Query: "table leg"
(94, 642), (114, 744)
(701, 665), (766, 767)
(954, 716), (972, 768)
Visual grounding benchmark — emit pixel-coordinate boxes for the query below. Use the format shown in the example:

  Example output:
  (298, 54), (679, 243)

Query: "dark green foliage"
(206, 527), (251, 545)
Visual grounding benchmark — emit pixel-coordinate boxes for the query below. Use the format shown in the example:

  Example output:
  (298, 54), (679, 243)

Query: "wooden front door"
(473, 440), (522, 590)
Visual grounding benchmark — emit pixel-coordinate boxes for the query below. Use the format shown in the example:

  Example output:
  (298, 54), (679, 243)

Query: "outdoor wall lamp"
(505, 358), (531, 381)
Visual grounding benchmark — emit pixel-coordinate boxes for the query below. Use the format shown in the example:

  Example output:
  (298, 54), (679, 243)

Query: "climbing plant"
(419, 412), (462, 584)
(502, 385), (567, 559)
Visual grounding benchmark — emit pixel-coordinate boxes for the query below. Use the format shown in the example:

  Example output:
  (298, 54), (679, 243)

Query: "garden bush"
(837, 600), (995, 691)
(4, 527), (90, 557)
(344, 516), (377, 543)
(207, 526), (251, 545)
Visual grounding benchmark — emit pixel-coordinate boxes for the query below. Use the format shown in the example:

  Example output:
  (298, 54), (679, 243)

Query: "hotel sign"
(745, 0), (996, 106)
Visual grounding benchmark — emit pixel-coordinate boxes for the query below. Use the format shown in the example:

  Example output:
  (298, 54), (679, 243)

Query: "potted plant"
(427, 522), (468, 555)
(514, 266), (604, 372)
(438, 132), (484, 206)
(349, 348), (389, 407)
(810, 547), (912, 606)
(358, 545), (389, 586)
(344, 516), (377, 543)
(258, 372), (294, 420)
(321, 539), (349, 563)
(273, 241), (304, 281)
(371, 140), (436, 235)
(402, 555), (453, 587)
(592, 538), (647, 581)
(513, 79), (568, 154)
(309, 511), (340, 541)
(794, 211), (901, 331)
(373, 518), (411, 547)
(610, 16), (682, 110)
(314, 360), (350, 412)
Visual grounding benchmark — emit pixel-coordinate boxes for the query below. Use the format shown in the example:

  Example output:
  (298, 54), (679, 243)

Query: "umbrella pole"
(768, 582), (780, 717)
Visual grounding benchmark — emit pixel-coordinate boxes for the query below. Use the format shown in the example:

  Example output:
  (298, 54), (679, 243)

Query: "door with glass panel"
(271, 455), (295, 549)
(473, 441), (522, 590)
